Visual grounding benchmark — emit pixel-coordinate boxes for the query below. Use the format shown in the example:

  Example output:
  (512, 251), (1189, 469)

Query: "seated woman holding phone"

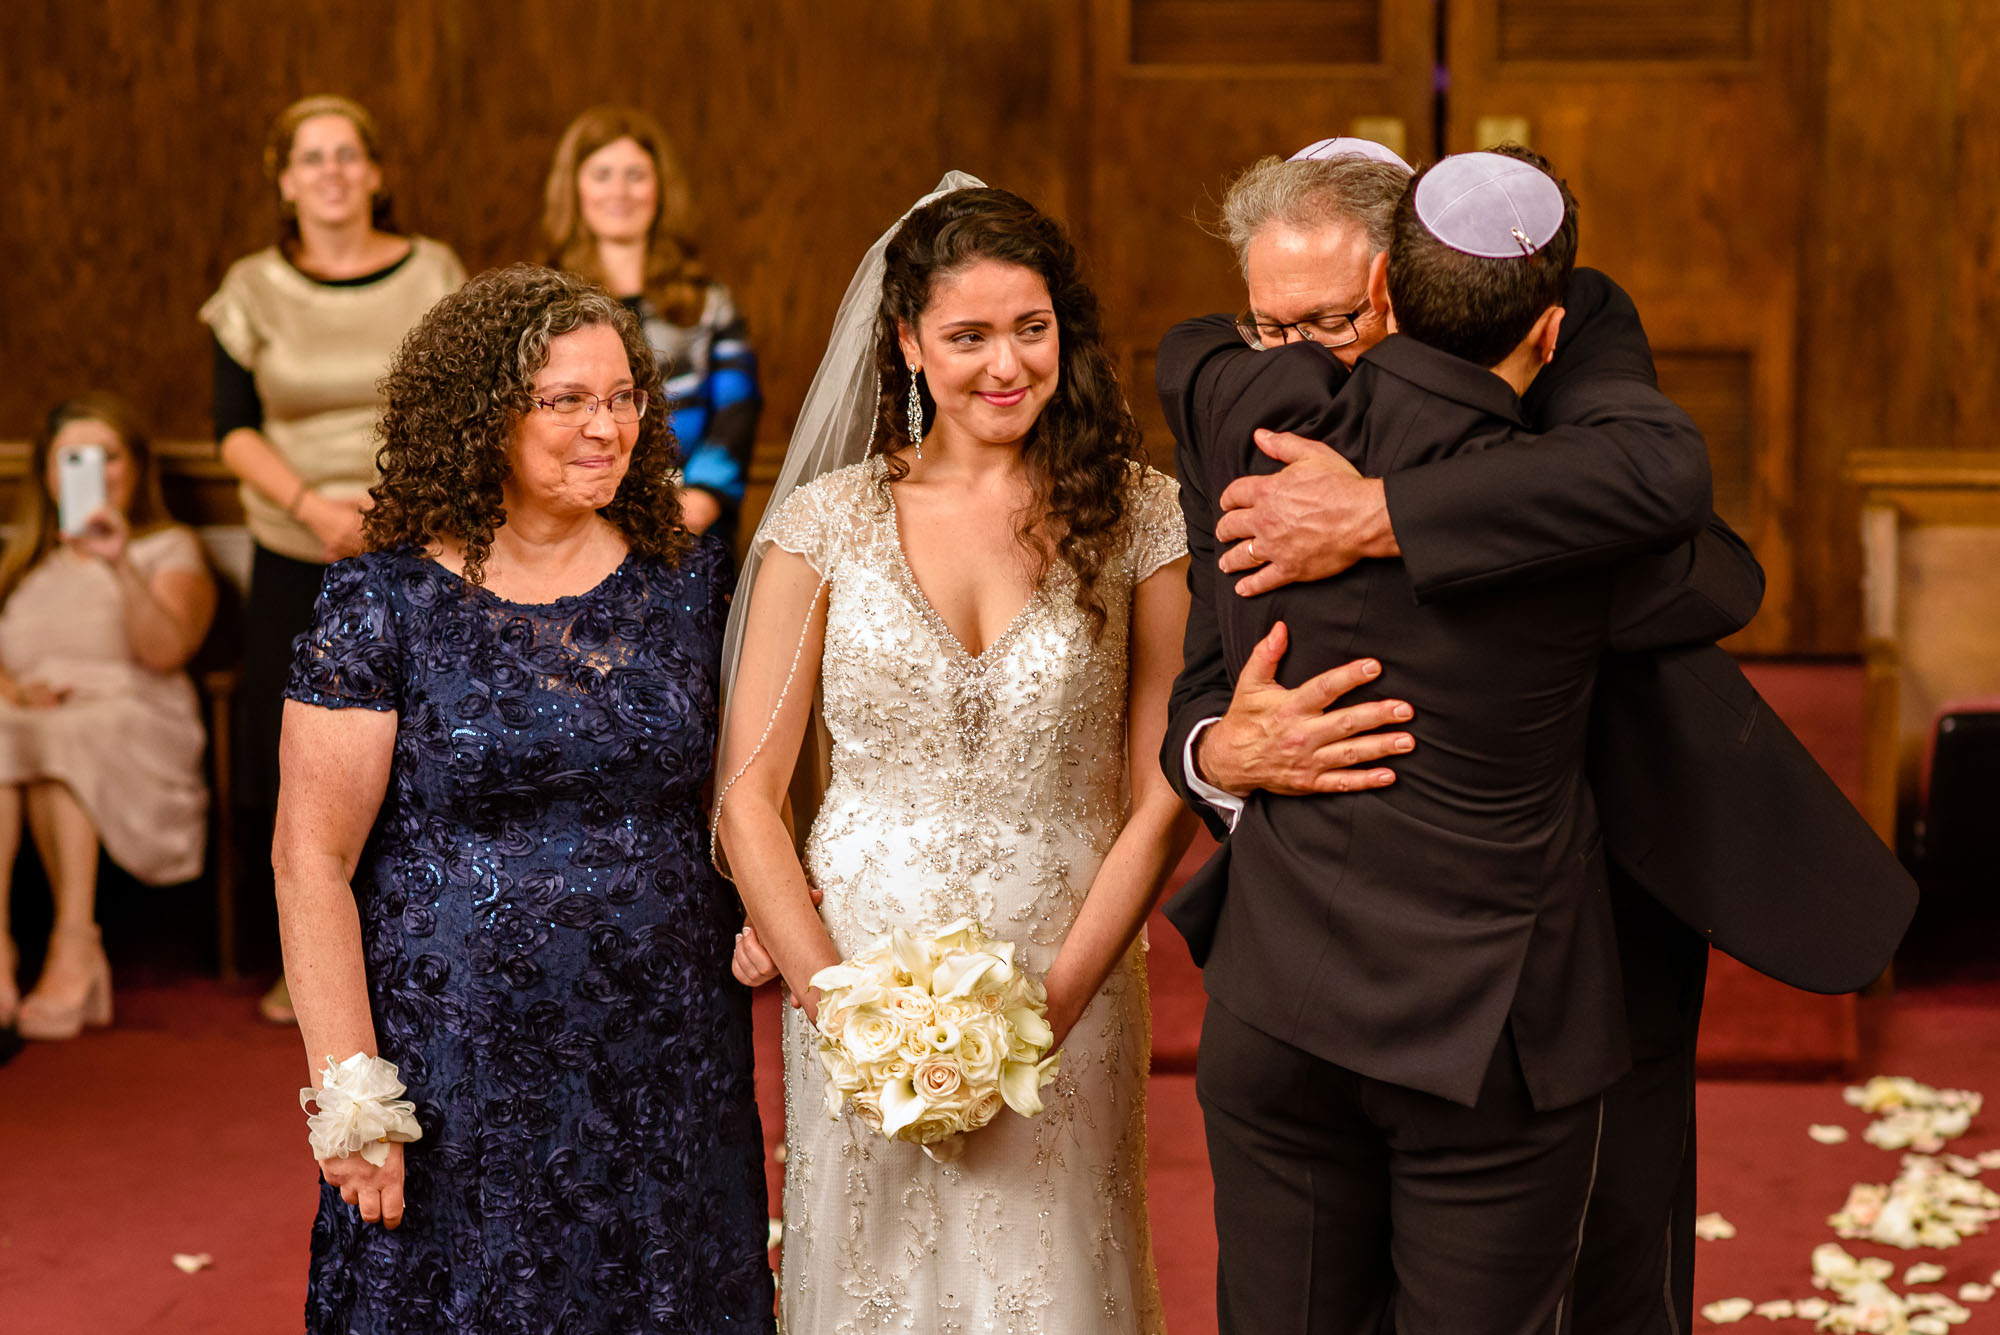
(0, 394), (216, 1041)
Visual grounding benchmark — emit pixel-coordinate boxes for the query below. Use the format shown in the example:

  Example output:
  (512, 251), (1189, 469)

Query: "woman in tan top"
(0, 394), (216, 1040)
(202, 95), (464, 1022)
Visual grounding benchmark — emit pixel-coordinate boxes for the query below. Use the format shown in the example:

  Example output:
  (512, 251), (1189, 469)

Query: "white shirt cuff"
(1184, 717), (1244, 832)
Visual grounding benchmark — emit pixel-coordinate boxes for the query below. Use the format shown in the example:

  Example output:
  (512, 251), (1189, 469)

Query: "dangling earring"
(906, 366), (925, 460)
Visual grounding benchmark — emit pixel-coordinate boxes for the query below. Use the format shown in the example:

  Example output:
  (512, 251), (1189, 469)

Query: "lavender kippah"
(1288, 137), (1413, 173)
(1413, 152), (1565, 258)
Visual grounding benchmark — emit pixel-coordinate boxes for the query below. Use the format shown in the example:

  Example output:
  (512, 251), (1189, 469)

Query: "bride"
(714, 175), (1194, 1332)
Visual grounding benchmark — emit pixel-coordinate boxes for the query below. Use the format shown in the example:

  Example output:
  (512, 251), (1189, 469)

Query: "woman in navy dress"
(275, 264), (773, 1333)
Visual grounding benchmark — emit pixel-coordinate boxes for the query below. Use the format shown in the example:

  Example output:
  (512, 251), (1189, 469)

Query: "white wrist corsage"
(300, 1052), (424, 1166)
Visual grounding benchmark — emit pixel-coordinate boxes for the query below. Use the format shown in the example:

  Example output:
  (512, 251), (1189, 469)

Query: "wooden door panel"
(1495, 0), (1757, 63)
(1128, 0), (1385, 65)
(1448, 0), (1808, 651)
(1085, 0), (1436, 472)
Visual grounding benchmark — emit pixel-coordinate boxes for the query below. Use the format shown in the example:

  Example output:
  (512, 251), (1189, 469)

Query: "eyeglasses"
(1235, 302), (1370, 351)
(529, 389), (650, 424)
(290, 146), (368, 171)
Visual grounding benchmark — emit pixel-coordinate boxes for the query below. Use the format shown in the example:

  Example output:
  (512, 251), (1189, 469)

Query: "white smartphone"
(56, 443), (108, 537)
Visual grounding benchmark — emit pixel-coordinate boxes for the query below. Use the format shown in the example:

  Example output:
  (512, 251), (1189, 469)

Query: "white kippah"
(1413, 152), (1565, 259)
(1288, 137), (1413, 173)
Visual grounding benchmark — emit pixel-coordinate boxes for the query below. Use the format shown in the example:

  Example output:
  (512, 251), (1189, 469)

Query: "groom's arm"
(1606, 513), (1766, 652)
(1391, 269), (1710, 598)
(1220, 269), (1711, 601)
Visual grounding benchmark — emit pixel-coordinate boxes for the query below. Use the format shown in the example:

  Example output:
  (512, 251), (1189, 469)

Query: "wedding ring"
(1246, 538), (1256, 563)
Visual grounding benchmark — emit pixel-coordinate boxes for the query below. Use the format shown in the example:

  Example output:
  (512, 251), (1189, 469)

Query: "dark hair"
(363, 264), (689, 582)
(541, 105), (709, 325)
(1386, 146), (1578, 367)
(0, 393), (177, 607)
(265, 95), (398, 257)
(871, 187), (1143, 637)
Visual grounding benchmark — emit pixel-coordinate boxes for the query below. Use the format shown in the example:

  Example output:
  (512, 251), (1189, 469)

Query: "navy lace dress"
(288, 539), (774, 1334)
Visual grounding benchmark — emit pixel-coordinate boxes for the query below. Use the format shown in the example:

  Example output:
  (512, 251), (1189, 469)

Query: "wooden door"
(1083, 0), (1438, 471)
(1446, 0), (1811, 651)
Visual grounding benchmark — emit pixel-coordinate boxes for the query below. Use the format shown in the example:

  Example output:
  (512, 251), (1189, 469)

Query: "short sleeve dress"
(0, 526), (210, 884)
(287, 536), (774, 1334)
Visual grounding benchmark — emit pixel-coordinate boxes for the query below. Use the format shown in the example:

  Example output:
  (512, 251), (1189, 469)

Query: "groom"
(1162, 148), (1782, 1334)
(1160, 143), (1916, 1333)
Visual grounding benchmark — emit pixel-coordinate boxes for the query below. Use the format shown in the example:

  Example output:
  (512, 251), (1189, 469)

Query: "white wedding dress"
(761, 455), (1185, 1335)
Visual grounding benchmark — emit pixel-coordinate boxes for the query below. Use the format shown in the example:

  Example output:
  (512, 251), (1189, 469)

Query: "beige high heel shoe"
(17, 923), (112, 1041)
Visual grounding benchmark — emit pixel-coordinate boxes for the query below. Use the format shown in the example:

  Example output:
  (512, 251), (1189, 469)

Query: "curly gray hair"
(1218, 155), (1412, 277)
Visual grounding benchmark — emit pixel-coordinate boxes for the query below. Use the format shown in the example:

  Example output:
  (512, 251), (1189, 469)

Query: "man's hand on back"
(1193, 621), (1415, 797)
(1216, 429), (1399, 596)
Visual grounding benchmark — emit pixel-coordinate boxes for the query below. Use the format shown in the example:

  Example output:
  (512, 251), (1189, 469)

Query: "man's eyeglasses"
(530, 389), (651, 424)
(1235, 303), (1370, 351)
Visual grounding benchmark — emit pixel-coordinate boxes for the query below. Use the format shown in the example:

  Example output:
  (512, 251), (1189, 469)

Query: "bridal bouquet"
(809, 919), (1061, 1161)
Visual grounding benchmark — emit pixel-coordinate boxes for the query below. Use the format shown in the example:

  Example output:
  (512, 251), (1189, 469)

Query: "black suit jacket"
(1162, 329), (1764, 1110)
(1158, 270), (1915, 1009)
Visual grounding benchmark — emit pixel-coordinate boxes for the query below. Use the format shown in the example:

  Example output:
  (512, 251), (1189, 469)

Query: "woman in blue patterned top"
(543, 106), (761, 550)
(275, 264), (772, 1333)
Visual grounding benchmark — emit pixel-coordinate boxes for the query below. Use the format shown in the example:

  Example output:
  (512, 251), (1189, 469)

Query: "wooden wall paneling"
(1951, 17), (2000, 451)
(1128, 0), (1383, 66)
(1794, 0), (1957, 655)
(1084, 0), (1437, 471)
(1654, 351), (1756, 535)
(1449, 0), (1809, 652)
(1496, 0), (1756, 64)
(2, 1), (213, 439)
(0, 2), (1086, 545)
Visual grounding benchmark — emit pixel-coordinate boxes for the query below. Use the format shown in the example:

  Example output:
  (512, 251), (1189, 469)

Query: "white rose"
(913, 1055), (967, 1105)
(885, 986), (936, 1027)
(850, 1089), (885, 1132)
(909, 1111), (972, 1145)
(817, 1045), (865, 1118)
(841, 1008), (904, 1065)
(962, 1087), (1006, 1132)
(956, 1020), (1006, 1084)
(936, 998), (983, 1029)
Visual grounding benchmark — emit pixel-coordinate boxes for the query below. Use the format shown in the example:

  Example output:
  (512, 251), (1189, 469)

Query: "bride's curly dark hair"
(363, 263), (688, 583)
(873, 187), (1145, 638)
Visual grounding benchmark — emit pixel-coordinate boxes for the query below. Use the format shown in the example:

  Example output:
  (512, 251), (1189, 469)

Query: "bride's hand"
(1043, 990), (1083, 1052)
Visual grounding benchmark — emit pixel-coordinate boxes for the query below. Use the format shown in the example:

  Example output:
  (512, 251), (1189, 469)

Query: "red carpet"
(5, 979), (1997, 1333)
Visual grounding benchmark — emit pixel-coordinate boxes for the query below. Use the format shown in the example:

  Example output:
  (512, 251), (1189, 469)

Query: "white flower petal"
(1694, 1211), (1737, 1241)
(1810, 1123), (1852, 1144)
(1700, 1297), (1754, 1323)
